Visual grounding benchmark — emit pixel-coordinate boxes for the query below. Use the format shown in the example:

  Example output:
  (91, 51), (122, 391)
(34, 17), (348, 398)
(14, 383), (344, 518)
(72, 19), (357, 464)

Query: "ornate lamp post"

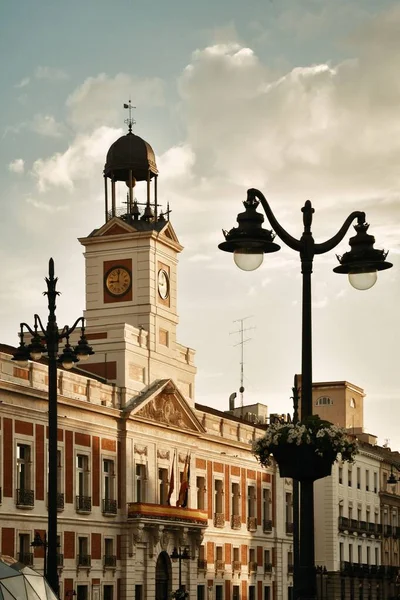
(170, 547), (190, 599)
(12, 258), (94, 597)
(219, 188), (392, 599)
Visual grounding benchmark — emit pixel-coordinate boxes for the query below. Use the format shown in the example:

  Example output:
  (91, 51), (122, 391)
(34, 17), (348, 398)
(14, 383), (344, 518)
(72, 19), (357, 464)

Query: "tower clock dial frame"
(104, 265), (132, 297)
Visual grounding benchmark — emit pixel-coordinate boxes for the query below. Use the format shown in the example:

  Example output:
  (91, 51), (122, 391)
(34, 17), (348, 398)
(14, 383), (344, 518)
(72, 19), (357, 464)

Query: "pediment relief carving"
(136, 392), (198, 432)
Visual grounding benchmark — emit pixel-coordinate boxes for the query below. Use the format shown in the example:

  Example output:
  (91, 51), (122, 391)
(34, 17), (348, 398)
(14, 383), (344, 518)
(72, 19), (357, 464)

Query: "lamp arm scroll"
(248, 188), (302, 252)
(59, 317), (85, 341)
(314, 211), (366, 255)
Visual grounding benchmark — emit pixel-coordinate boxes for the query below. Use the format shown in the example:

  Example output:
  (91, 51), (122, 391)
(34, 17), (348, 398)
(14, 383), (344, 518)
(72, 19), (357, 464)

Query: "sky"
(1, 0), (399, 447)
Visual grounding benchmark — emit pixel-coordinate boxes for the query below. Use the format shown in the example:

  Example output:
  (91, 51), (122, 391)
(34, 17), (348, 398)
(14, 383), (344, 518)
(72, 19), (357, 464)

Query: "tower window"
(316, 396), (333, 406)
(350, 398), (356, 408)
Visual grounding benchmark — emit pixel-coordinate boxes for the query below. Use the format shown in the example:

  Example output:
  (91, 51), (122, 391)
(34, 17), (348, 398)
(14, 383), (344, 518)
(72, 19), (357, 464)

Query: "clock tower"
(79, 110), (196, 405)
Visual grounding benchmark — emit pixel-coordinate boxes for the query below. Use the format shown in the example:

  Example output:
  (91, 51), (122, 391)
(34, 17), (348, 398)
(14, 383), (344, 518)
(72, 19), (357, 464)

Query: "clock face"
(158, 269), (170, 300)
(105, 266), (132, 297)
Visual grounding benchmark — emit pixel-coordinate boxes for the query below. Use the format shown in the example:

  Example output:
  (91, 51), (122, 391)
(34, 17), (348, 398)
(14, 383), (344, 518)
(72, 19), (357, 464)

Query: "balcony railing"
(263, 519), (272, 532)
(215, 560), (224, 571)
(214, 513), (225, 528)
(248, 561), (258, 573)
(76, 495), (92, 513)
(57, 492), (64, 510)
(231, 515), (241, 530)
(286, 522), (294, 535)
(77, 554), (91, 568)
(232, 560), (241, 572)
(103, 554), (117, 568)
(247, 517), (257, 532)
(288, 564), (294, 574)
(18, 552), (33, 566)
(264, 563), (273, 573)
(384, 525), (393, 537)
(56, 553), (64, 567)
(16, 488), (34, 507)
(127, 502), (208, 525)
(339, 518), (383, 536)
(340, 562), (400, 579)
(198, 559), (207, 571)
(102, 498), (117, 515)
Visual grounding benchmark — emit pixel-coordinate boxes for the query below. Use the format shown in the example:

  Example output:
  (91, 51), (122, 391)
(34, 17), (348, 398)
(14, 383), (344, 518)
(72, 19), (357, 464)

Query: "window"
(349, 544), (353, 564)
(263, 488), (270, 521)
(104, 538), (115, 567)
(197, 586), (205, 600)
(249, 586), (256, 600)
(316, 396), (333, 406)
(288, 588), (294, 600)
(264, 549), (271, 570)
(349, 507), (353, 521)
(18, 534), (32, 565)
(339, 543), (344, 563)
(264, 587), (271, 600)
(231, 482), (240, 520)
(248, 485), (256, 518)
(135, 464), (147, 502)
(197, 476), (206, 510)
(57, 450), (63, 496)
(357, 468), (361, 490)
(76, 455), (89, 496)
(374, 472), (378, 493)
(348, 468), (352, 487)
(233, 587), (240, 600)
(77, 586), (88, 600)
(339, 504), (343, 518)
(288, 551), (293, 572)
(365, 470), (369, 492)
(338, 466), (343, 485)
(233, 547), (240, 562)
(216, 585), (223, 600)
(159, 468), (168, 505)
(135, 585), (143, 600)
(104, 586), (113, 600)
(286, 493), (293, 524)
(350, 398), (356, 408)
(103, 459), (116, 513)
(78, 537), (90, 567)
(214, 480), (223, 514)
(357, 507), (362, 522)
(358, 545), (362, 565)
(366, 546), (370, 566)
(16, 444), (33, 506)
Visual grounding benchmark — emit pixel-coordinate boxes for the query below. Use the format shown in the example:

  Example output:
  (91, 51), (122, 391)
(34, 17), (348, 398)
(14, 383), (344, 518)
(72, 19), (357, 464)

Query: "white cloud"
(66, 73), (165, 131)
(31, 114), (65, 138)
(25, 197), (68, 213)
(32, 126), (121, 192)
(8, 159), (25, 174)
(34, 66), (68, 81)
(15, 77), (30, 89)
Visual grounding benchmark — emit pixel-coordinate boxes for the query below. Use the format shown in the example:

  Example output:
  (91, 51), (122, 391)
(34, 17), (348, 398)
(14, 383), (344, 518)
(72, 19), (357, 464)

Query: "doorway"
(156, 551), (172, 600)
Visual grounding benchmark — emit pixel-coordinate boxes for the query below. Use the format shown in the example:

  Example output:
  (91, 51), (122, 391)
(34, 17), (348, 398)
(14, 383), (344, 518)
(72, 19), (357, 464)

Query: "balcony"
(288, 564), (294, 574)
(76, 495), (92, 513)
(214, 513), (225, 528)
(248, 561), (258, 574)
(16, 488), (34, 508)
(231, 515), (241, 530)
(77, 554), (91, 568)
(338, 518), (381, 536)
(384, 525), (393, 537)
(103, 554), (117, 568)
(286, 522), (294, 535)
(57, 492), (64, 511)
(56, 553), (64, 568)
(18, 552), (33, 566)
(338, 516), (349, 531)
(247, 517), (257, 532)
(198, 559), (207, 571)
(264, 563), (273, 574)
(127, 503), (208, 528)
(232, 560), (241, 572)
(102, 498), (117, 515)
(263, 519), (272, 533)
(215, 560), (224, 572)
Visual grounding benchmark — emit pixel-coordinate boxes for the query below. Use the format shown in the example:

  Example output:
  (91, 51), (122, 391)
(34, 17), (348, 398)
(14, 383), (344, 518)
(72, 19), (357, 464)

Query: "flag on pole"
(176, 453), (190, 507)
(167, 451), (175, 505)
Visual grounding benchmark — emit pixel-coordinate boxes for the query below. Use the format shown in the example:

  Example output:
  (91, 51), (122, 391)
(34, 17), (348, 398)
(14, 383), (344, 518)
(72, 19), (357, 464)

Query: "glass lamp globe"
(348, 270), (377, 291)
(233, 249), (264, 272)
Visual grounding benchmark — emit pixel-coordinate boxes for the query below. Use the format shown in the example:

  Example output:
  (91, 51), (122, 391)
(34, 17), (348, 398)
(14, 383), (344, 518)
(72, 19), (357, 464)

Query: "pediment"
(158, 222), (180, 244)
(91, 217), (136, 237)
(125, 379), (204, 434)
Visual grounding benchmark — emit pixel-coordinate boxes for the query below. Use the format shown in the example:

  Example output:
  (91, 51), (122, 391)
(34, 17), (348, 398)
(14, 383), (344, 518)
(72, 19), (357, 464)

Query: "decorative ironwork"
(197, 559), (207, 571)
(103, 555), (117, 568)
(102, 499), (117, 514)
(56, 553), (64, 567)
(232, 561), (241, 572)
(76, 495), (92, 512)
(231, 515), (241, 530)
(264, 563), (273, 573)
(263, 519), (272, 532)
(18, 552), (33, 566)
(77, 554), (91, 567)
(214, 513), (225, 528)
(288, 564), (294, 574)
(57, 492), (64, 510)
(286, 522), (294, 534)
(215, 560), (224, 571)
(16, 488), (34, 507)
(247, 516), (257, 532)
(248, 561), (258, 573)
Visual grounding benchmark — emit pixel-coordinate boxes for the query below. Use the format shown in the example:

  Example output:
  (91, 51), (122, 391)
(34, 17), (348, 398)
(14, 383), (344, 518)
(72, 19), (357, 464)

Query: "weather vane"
(123, 99), (136, 133)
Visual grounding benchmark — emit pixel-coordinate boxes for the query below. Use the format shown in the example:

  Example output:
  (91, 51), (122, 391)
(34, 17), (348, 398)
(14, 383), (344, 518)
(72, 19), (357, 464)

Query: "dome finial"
(123, 99), (136, 134)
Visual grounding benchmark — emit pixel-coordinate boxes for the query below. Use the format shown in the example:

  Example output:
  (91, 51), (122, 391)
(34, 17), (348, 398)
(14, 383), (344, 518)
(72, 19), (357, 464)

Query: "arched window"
(350, 398), (356, 408)
(316, 396), (333, 406)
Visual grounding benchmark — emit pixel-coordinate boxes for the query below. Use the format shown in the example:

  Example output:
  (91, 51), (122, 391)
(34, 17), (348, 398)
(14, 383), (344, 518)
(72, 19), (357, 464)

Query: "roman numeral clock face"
(105, 266), (132, 297)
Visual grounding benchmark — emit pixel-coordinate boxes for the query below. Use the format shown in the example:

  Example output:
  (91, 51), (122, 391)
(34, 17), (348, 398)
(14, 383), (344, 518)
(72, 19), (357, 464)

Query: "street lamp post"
(219, 188), (392, 599)
(170, 547), (190, 599)
(12, 258), (94, 598)
(31, 531), (48, 577)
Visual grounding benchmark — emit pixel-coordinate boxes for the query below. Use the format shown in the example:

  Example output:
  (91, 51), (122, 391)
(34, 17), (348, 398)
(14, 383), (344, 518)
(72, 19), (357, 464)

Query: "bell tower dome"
(78, 105), (196, 405)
